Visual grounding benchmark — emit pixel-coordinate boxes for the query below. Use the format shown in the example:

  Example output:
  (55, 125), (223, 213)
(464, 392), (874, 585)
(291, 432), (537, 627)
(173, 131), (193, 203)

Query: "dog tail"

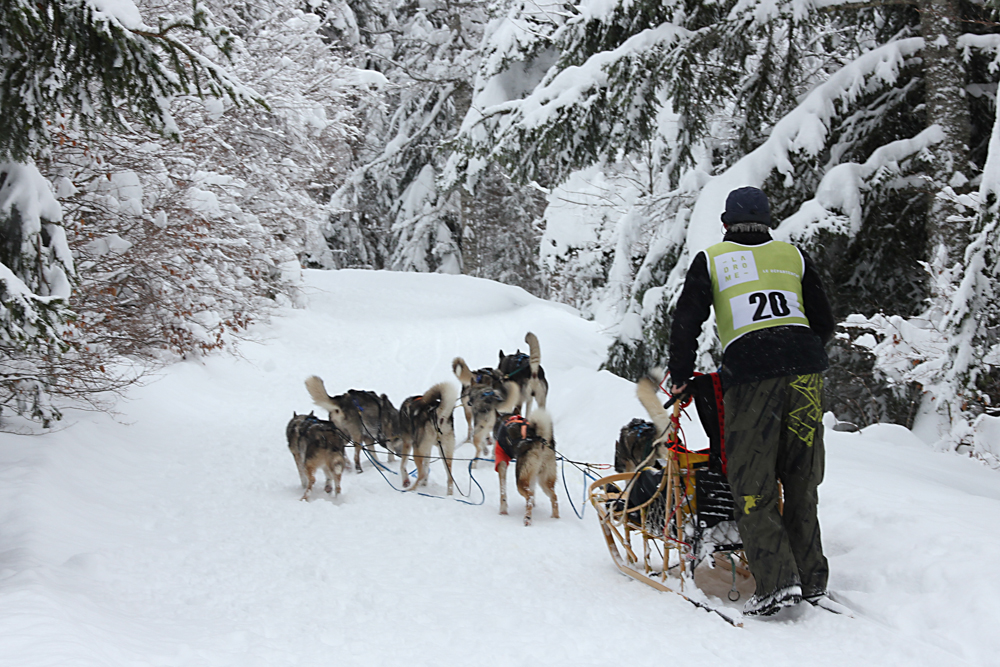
(305, 375), (339, 413)
(496, 381), (521, 415)
(421, 381), (459, 429)
(420, 381), (457, 410)
(452, 357), (472, 385)
(528, 408), (553, 443)
(525, 332), (541, 377)
(636, 373), (671, 441)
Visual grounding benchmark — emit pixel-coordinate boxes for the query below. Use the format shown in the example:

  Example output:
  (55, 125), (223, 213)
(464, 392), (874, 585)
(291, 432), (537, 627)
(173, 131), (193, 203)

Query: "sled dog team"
(286, 332), (557, 526)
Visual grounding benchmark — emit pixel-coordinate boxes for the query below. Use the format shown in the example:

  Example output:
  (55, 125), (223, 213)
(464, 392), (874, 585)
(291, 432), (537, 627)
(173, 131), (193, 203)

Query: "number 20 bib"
(705, 240), (810, 351)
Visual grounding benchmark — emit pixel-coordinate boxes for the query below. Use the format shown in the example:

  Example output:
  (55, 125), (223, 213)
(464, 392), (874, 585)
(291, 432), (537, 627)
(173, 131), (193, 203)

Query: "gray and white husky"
(286, 412), (347, 500)
(497, 331), (549, 417)
(305, 376), (403, 473)
(452, 358), (512, 464)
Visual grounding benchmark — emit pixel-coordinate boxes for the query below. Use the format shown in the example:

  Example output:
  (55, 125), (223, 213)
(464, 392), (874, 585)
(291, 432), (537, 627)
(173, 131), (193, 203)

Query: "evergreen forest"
(2, 0), (999, 466)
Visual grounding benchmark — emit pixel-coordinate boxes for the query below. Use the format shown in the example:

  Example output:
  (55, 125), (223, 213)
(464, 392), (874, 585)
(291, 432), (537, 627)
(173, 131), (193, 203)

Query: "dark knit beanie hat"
(721, 186), (773, 227)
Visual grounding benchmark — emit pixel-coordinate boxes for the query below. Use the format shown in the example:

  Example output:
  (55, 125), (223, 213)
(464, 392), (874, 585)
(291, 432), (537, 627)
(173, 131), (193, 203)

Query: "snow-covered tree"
(0, 163), (72, 424)
(42, 0), (368, 361)
(452, 0), (1000, 458)
(0, 0), (259, 424)
(314, 0), (546, 292)
(1, 0), (258, 162)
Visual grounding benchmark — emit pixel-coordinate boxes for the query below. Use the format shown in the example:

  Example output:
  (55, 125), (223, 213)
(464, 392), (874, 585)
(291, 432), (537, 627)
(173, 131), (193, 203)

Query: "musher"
(667, 186), (836, 617)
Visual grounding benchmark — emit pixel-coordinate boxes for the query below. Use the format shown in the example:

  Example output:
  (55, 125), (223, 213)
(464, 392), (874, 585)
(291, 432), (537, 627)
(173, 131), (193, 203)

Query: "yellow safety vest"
(705, 240), (811, 351)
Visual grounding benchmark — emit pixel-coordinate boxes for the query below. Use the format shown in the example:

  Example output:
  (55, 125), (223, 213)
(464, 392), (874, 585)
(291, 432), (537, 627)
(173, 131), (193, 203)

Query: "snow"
(2, 269), (998, 665)
(686, 37), (926, 257)
(86, 0), (143, 30)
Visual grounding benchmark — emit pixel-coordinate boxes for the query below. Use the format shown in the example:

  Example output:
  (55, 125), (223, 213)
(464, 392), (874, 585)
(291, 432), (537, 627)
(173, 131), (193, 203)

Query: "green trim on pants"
(724, 373), (829, 598)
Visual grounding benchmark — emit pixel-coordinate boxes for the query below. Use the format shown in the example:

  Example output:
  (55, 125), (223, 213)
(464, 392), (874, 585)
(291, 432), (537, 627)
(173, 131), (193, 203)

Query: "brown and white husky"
(398, 381), (459, 495)
(492, 385), (559, 526)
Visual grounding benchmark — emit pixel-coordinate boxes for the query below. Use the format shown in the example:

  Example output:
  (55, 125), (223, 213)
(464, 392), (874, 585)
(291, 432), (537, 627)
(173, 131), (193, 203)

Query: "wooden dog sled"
(588, 377), (752, 626)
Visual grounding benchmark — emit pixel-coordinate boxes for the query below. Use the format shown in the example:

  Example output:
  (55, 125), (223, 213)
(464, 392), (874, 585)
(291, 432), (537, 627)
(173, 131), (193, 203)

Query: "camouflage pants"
(724, 374), (829, 598)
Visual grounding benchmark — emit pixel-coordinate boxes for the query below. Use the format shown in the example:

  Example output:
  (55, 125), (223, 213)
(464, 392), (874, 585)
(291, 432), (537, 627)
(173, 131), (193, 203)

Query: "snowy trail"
(1, 269), (998, 666)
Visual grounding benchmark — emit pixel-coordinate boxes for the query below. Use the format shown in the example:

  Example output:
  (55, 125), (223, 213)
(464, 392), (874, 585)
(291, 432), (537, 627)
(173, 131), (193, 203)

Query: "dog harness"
(494, 414), (528, 471)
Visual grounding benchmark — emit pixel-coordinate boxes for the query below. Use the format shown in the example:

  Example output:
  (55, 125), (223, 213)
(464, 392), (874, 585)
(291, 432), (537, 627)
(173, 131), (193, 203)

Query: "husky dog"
(492, 385), (559, 526)
(305, 376), (403, 473)
(452, 358), (510, 463)
(286, 412), (348, 500)
(497, 331), (548, 417)
(398, 382), (459, 495)
(614, 418), (659, 473)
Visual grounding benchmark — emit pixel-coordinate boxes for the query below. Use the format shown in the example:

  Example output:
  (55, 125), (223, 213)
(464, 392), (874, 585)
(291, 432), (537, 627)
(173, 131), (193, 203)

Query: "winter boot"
(743, 584), (802, 617)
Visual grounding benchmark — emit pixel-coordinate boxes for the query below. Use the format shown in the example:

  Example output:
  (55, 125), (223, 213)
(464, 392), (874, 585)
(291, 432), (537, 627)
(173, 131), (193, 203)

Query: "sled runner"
(588, 375), (751, 626)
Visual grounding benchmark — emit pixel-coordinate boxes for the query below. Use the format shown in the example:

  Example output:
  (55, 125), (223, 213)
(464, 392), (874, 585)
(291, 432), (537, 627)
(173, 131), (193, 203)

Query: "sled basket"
(589, 386), (749, 601)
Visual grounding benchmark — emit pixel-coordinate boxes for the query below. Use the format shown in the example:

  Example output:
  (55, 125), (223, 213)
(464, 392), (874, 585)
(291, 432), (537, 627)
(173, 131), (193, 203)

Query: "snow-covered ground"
(2, 269), (998, 666)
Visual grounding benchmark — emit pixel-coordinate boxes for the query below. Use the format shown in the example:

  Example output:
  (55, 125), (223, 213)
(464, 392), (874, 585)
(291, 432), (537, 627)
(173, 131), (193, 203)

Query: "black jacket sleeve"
(800, 250), (835, 344)
(668, 251), (713, 385)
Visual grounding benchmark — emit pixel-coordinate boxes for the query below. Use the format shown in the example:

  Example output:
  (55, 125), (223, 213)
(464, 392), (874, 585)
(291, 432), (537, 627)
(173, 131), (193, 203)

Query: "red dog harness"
(494, 415), (528, 471)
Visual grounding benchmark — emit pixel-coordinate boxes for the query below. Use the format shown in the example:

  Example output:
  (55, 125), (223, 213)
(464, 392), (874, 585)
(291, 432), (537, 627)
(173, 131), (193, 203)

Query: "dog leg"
(354, 444), (364, 474)
(331, 460), (343, 497)
(294, 456), (309, 489)
(439, 439), (456, 497)
(497, 460), (508, 515)
(399, 442), (412, 489)
(410, 433), (432, 490)
(542, 473), (559, 519)
(301, 469), (316, 501)
(517, 472), (535, 526)
(462, 400), (473, 444)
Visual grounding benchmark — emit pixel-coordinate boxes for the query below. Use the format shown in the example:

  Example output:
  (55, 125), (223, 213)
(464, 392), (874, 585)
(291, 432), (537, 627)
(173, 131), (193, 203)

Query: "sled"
(588, 381), (753, 626)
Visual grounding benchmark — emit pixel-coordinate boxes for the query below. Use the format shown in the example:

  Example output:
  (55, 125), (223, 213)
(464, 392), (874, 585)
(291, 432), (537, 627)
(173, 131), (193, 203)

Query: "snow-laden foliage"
(0, 162), (71, 424)
(0, 0), (260, 162)
(1, 0), (360, 426)
(315, 0), (547, 293)
(843, 95), (1000, 465)
(43, 0), (367, 361)
(319, 0), (487, 273)
(0, 0), (268, 425)
(453, 0), (1000, 462)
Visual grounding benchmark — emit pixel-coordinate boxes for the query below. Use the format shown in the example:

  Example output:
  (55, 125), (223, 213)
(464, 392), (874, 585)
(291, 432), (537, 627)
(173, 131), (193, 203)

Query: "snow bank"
(0, 269), (996, 666)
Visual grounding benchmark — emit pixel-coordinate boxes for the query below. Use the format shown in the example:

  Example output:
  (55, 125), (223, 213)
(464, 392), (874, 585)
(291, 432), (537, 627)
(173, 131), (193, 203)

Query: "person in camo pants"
(667, 186), (836, 617)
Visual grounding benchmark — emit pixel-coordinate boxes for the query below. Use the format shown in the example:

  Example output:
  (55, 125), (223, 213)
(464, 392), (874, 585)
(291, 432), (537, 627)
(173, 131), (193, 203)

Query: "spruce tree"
(454, 0), (1000, 452)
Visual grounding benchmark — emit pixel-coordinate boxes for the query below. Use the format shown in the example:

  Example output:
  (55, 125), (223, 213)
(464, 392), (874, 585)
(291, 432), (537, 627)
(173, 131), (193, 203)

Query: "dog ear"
(498, 349), (505, 363)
